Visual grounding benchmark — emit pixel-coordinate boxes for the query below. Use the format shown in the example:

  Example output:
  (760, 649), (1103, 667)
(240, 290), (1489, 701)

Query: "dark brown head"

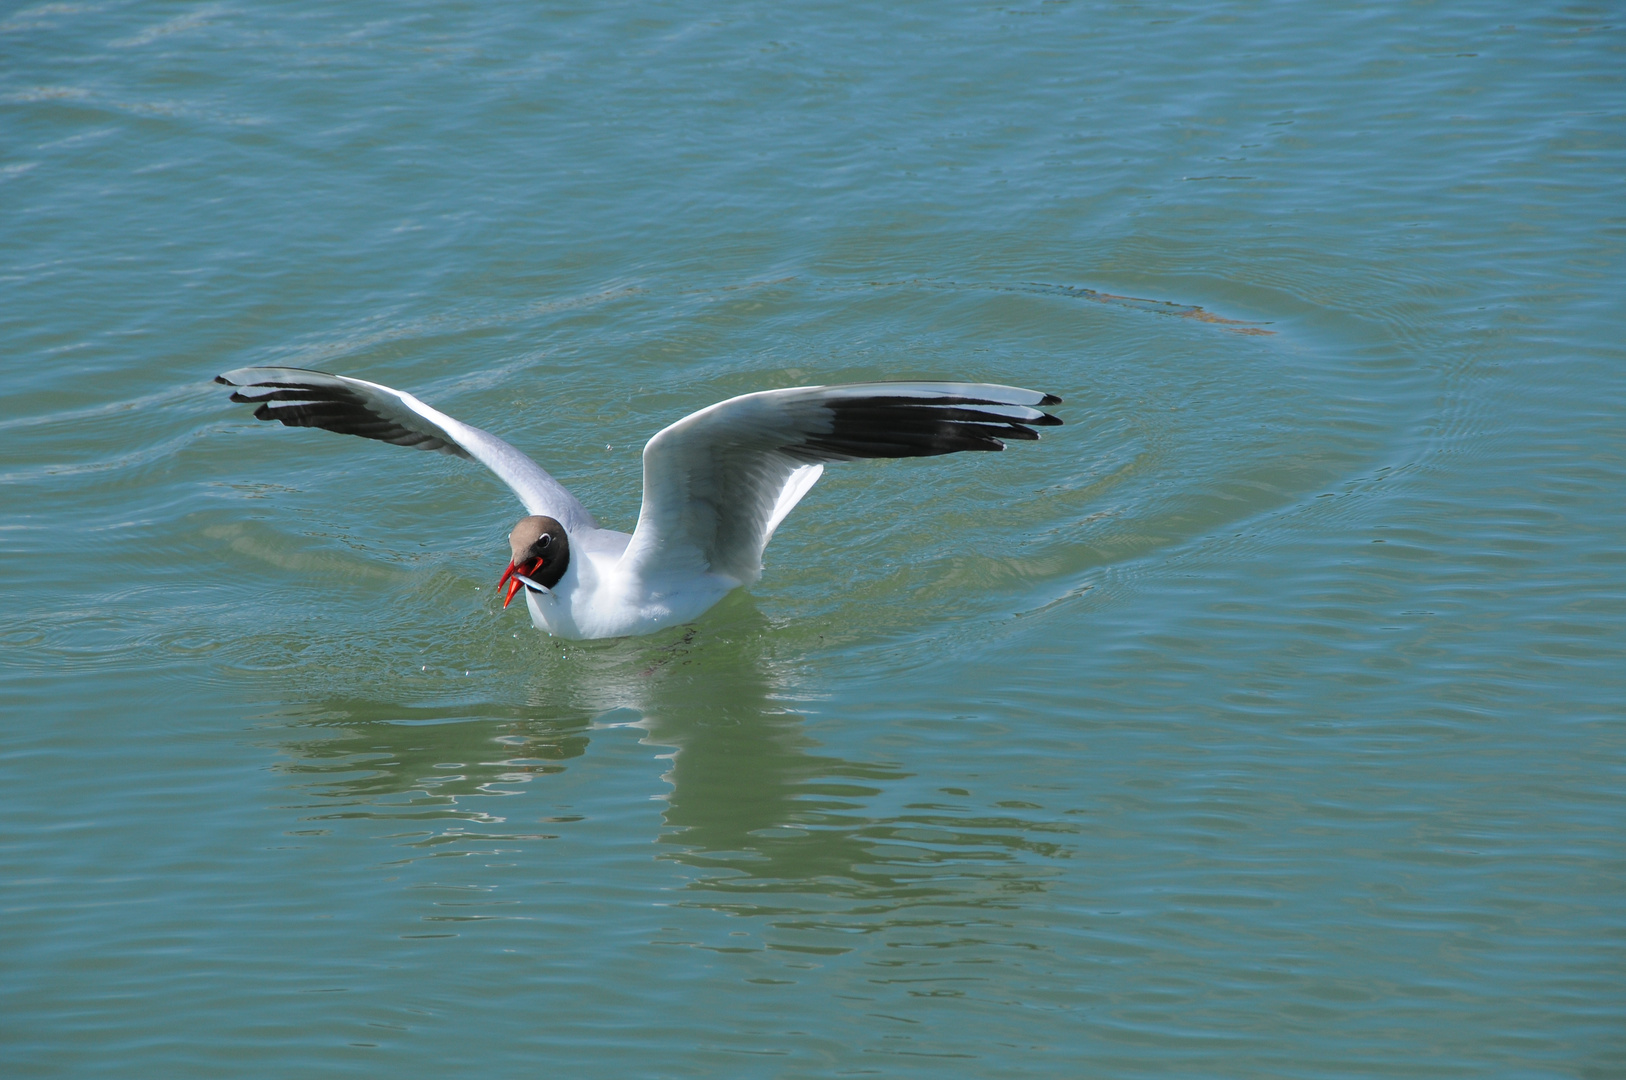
(498, 515), (570, 608)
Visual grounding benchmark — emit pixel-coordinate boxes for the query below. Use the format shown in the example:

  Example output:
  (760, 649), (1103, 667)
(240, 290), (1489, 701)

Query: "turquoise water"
(3, 2), (1623, 1075)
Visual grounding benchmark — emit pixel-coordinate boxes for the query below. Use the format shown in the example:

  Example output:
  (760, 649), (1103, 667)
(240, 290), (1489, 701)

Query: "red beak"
(499, 562), (521, 608)
(498, 558), (542, 609)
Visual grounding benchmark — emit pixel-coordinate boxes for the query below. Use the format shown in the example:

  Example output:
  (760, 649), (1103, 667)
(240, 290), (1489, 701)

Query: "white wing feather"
(215, 367), (597, 532)
(620, 382), (1061, 587)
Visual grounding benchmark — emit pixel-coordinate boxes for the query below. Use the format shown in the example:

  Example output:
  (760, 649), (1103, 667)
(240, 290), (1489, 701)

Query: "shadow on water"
(266, 603), (1073, 915)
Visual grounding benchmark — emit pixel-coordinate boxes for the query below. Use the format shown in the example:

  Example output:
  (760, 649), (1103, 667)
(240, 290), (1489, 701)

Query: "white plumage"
(217, 367), (1062, 639)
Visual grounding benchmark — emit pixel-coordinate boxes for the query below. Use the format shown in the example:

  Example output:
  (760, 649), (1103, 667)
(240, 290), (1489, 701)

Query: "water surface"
(3, 2), (1623, 1076)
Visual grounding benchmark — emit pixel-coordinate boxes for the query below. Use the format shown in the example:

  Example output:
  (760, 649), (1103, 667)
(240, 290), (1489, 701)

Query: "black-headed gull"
(216, 367), (1063, 639)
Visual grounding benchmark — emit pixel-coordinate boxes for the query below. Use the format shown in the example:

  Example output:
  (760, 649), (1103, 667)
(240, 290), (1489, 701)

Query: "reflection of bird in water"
(276, 629), (1065, 913)
(272, 697), (593, 839)
(634, 639), (1071, 913)
(217, 367), (1062, 639)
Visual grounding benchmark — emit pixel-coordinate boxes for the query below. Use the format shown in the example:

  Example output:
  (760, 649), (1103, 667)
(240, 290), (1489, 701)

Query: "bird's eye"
(538, 534), (552, 548)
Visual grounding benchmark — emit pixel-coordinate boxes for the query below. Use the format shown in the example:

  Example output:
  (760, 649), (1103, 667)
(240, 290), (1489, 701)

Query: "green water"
(3, 2), (1623, 1076)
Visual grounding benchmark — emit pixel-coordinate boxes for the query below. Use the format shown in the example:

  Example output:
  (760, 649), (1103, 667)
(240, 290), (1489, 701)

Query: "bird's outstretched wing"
(620, 382), (1062, 586)
(215, 366), (597, 531)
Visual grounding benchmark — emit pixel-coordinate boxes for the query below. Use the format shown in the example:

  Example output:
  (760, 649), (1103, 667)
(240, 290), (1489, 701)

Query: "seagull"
(216, 367), (1063, 639)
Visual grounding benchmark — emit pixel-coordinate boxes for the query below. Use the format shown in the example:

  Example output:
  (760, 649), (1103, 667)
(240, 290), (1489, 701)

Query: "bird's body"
(512, 524), (734, 640)
(217, 366), (1062, 639)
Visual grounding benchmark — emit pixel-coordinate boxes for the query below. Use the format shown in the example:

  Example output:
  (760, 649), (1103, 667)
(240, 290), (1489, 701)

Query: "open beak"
(498, 558), (543, 609)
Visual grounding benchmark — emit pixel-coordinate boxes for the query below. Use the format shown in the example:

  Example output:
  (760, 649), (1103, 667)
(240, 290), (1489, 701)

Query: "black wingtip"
(1039, 392), (1063, 406)
(214, 374), (237, 386)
